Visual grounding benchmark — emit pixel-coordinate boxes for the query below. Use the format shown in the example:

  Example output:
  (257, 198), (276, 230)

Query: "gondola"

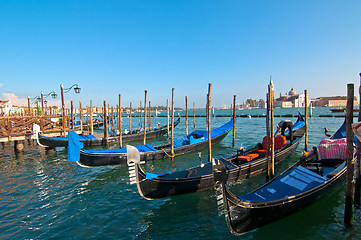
(36, 117), (180, 148)
(214, 120), (348, 235)
(330, 108), (358, 113)
(75, 118), (234, 167)
(127, 113), (305, 199)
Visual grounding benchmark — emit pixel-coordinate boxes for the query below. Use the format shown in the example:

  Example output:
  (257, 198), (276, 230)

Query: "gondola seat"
(257, 150), (267, 156)
(237, 153), (259, 162)
(317, 138), (347, 160)
(257, 135), (287, 155)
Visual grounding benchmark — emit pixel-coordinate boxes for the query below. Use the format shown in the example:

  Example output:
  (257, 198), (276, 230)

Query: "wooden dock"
(0, 115), (80, 143)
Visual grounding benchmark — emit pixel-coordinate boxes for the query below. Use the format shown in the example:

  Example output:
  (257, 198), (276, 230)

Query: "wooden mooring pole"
(103, 101), (109, 148)
(86, 106), (89, 132)
(143, 90), (147, 145)
(60, 84), (66, 136)
(70, 101), (74, 130)
(171, 89), (175, 160)
(355, 74), (361, 206)
(14, 140), (24, 153)
(266, 92), (270, 182)
(207, 83), (212, 162)
(148, 101), (151, 130)
(232, 95), (236, 148)
(305, 90), (308, 152)
(185, 96), (188, 135)
(266, 78), (275, 181)
(167, 99), (169, 138)
(344, 83), (354, 227)
(129, 102), (132, 131)
(193, 102), (196, 129)
(111, 106), (115, 136)
(270, 79), (275, 179)
(79, 101), (83, 132)
(119, 94), (122, 148)
(90, 100), (94, 135)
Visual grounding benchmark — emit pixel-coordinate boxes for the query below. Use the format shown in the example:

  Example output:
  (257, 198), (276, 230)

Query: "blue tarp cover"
(146, 171), (171, 180)
(145, 162), (213, 180)
(292, 120), (305, 130)
(43, 134), (97, 140)
(173, 118), (234, 147)
(331, 121), (357, 144)
(83, 144), (156, 154)
(67, 131), (84, 162)
(239, 166), (327, 203)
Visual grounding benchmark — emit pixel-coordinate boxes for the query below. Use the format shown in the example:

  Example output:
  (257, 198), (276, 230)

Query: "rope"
(161, 148), (175, 158)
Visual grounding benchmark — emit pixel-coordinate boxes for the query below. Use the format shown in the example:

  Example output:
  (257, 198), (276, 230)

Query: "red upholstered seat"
(275, 135), (287, 150)
(257, 149), (267, 155)
(261, 135), (287, 151)
(262, 136), (268, 150)
(237, 153), (259, 162)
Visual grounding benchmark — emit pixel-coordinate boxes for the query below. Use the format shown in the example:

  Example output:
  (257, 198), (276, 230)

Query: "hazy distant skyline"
(1, 1), (360, 108)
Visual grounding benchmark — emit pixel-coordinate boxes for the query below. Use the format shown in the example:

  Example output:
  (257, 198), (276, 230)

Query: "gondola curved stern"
(213, 158), (258, 235)
(126, 145), (149, 199)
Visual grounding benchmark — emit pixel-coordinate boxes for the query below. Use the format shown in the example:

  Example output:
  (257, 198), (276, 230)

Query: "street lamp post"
(27, 96), (31, 116)
(60, 84), (81, 135)
(41, 92), (44, 116)
(40, 91), (57, 116)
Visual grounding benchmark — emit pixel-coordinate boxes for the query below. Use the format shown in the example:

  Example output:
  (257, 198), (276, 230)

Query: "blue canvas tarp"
(43, 134), (97, 140)
(67, 131), (84, 162)
(239, 166), (327, 203)
(173, 118), (234, 147)
(83, 144), (156, 154)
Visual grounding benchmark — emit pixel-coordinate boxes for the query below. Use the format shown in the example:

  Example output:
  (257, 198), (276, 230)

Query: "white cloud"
(0, 83), (3, 88)
(1, 93), (72, 108)
(1, 93), (27, 106)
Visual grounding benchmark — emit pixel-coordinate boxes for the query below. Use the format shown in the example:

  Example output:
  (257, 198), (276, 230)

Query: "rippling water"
(1, 107), (361, 239)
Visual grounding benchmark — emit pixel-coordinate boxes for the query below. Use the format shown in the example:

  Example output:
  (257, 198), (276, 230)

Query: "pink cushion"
(317, 138), (347, 160)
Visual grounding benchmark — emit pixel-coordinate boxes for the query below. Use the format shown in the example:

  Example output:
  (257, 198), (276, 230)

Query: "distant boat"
(330, 108), (359, 112)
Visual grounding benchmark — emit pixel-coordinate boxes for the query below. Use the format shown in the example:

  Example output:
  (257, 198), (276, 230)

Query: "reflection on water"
(0, 108), (359, 239)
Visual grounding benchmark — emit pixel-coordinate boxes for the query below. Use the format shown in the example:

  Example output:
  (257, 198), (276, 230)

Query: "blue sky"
(1, 0), (360, 108)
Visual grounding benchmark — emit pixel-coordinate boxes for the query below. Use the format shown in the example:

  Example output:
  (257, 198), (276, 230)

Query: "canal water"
(1, 107), (361, 239)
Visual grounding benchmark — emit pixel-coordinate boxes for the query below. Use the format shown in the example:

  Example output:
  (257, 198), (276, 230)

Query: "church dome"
(288, 88), (296, 96)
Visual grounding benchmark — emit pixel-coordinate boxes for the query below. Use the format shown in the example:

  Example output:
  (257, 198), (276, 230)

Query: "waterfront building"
(312, 96), (358, 107)
(0, 100), (13, 115)
(273, 88), (309, 108)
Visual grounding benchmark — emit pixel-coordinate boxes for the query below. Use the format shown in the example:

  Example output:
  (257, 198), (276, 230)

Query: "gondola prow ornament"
(127, 145), (141, 185)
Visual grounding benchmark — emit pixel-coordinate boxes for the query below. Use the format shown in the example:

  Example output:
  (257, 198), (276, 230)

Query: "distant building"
(311, 96), (358, 107)
(273, 88), (309, 108)
(0, 100), (26, 115)
(0, 100), (12, 115)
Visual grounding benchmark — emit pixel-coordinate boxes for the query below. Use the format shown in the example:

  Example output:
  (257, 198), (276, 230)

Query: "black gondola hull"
(227, 135), (302, 181)
(135, 128), (305, 199)
(38, 118), (180, 148)
(136, 163), (215, 199)
(78, 129), (229, 167)
(224, 166), (346, 235)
